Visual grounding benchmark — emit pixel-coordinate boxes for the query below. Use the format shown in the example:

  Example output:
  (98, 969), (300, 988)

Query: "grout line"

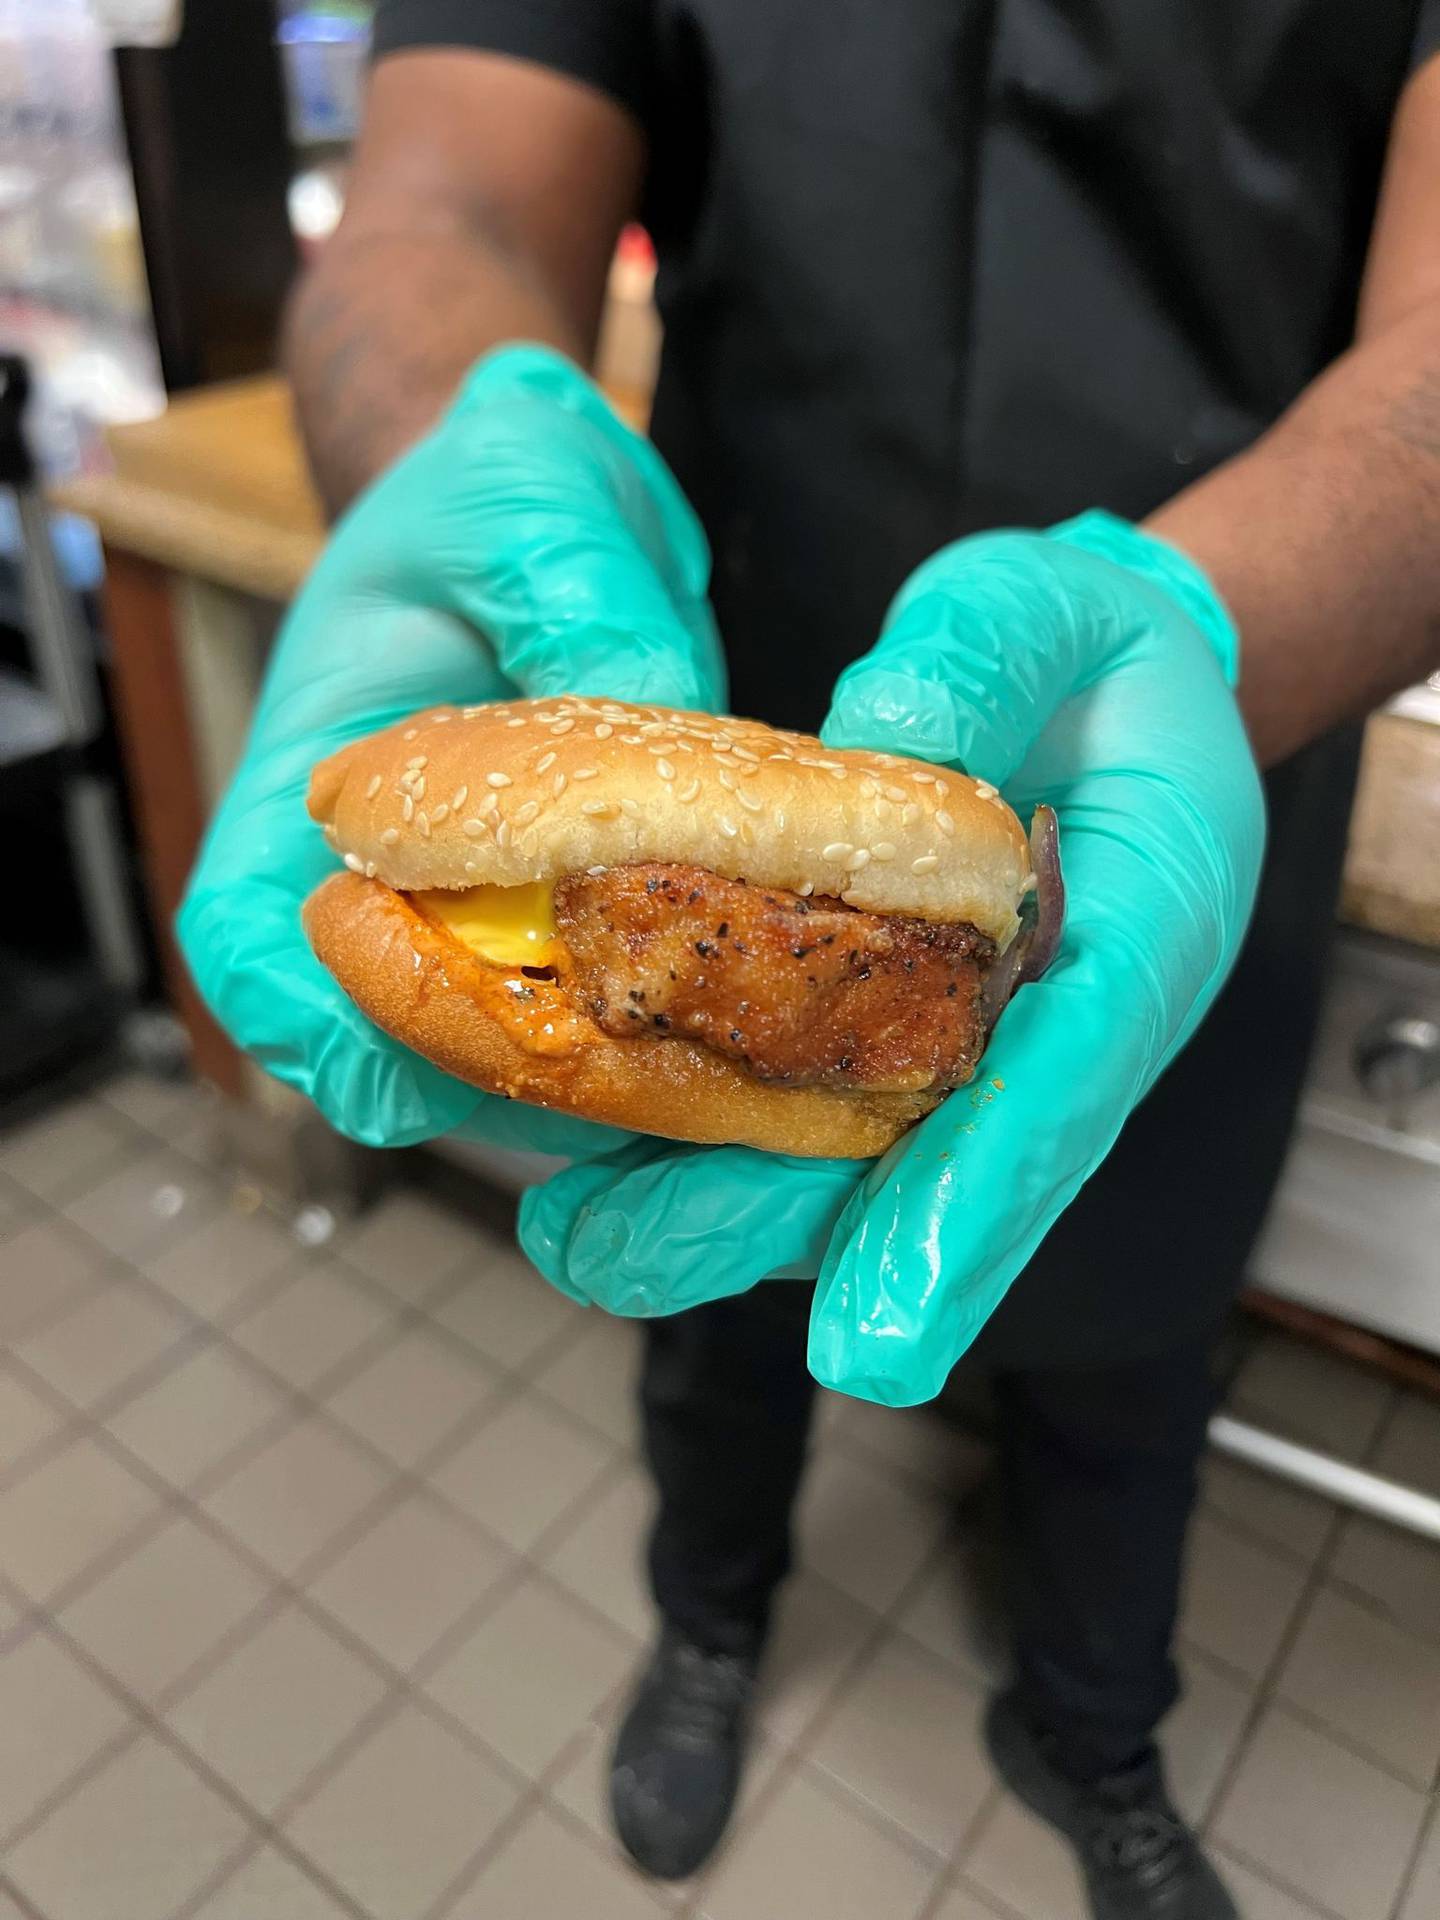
(170, 1816), (376, 1920)
(1212, 1839), (1357, 1920)
(1323, 1563), (1440, 1657)
(0, 1868), (49, 1920)
(426, 1785), (554, 1920)
(1260, 1693), (1440, 1797)
(1387, 1788), (1438, 1920)
(0, 1704), (148, 1859)
(12, 1095), (1437, 1917)
(1199, 1379), (1404, 1843)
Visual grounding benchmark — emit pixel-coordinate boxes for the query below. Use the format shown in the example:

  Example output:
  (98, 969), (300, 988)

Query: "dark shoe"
(985, 1691), (1238, 1919)
(609, 1625), (758, 1880)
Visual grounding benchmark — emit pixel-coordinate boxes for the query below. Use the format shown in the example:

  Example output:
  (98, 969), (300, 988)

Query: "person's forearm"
(1149, 296), (1440, 767)
(284, 221), (584, 519)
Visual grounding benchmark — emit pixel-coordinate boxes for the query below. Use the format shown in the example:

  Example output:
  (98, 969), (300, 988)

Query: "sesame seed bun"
(307, 697), (1031, 946)
(303, 872), (939, 1158)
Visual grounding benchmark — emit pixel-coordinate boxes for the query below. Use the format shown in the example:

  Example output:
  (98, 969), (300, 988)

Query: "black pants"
(641, 1280), (1220, 1778)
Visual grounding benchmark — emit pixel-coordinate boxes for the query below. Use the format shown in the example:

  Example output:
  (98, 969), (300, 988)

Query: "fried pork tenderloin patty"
(553, 863), (995, 1093)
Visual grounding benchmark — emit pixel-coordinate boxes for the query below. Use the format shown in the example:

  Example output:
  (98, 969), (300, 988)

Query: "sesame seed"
(731, 746), (760, 763)
(872, 840), (897, 860)
(553, 772), (568, 796)
(798, 882), (815, 896)
(403, 728), (418, 741)
(595, 723), (614, 739)
(774, 807), (787, 831)
(912, 853), (940, 873)
(678, 779), (701, 802)
(768, 750), (793, 762)
(381, 827), (401, 846)
(884, 784), (909, 803)
(451, 785), (468, 810)
(411, 777), (426, 800)
(486, 771), (512, 788)
(737, 787), (763, 812)
(588, 864), (607, 875)
(462, 818), (486, 838)
(364, 774), (382, 799)
(718, 817), (739, 838)
(480, 792), (500, 816)
(464, 860), (479, 875)
(572, 767), (598, 781)
(401, 795), (415, 822)
(407, 755), (428, 769)
(343, 851), (365, 873)
(429, 803), (449, 824)
(416, 811), (430, 837)
(975, 779), (999, 799)
(620, 733), (644, 744)
(496, 820), (512, 848)
(717, 768), (735, 790)
(514, 800), (540, 825)
(364, 860), (378, 878)
(828, 765), (847, 779)
(621, 797), (641, 816)
(461, 705), (485, 719)
(656, 759), (678, 782)
(712, 738), (733, 752)
(506, 716), (528, 728)
(535, 753), (556, 775)
(740, 762), (759, 777)
(399, 770), (418, 791)
(430, 711), (453, 723)
(936, 810), (955, 834)
(822, 842), (854, 862)
(739, 819), (755, 845)
(581, 799), (617, 817)
(901, 804), (920, 826)
(848, 847), (872, 869)
(550, 717), (576, 735)
(911, 770), (935, 785)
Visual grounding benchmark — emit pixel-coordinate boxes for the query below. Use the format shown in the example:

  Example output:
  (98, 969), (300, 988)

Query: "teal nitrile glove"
(520, 512), (1265, 1398)
(179, 344), (723, 1159)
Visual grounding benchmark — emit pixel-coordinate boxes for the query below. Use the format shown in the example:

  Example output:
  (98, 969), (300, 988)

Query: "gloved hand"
(520, 512), (1266, 1400)
(179, 344), (723, 1156)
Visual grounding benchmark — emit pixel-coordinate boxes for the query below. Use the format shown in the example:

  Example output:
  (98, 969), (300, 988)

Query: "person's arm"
(284, 49), (644, 516)
(1149, 55), (1440, 766)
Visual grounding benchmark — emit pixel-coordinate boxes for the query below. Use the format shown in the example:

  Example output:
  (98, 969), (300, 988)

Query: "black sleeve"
(370, 0), (652, 125)
(1411, 0), (1440, 72)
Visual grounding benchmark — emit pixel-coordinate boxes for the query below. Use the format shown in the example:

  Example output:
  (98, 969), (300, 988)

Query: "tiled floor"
(2, 1075), (1439, 1920)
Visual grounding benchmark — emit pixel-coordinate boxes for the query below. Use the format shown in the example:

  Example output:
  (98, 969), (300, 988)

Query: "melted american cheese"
(410, 882), (560, 967)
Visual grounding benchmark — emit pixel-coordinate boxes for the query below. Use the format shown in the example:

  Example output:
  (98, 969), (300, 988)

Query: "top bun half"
(308, 697), (1031, 946)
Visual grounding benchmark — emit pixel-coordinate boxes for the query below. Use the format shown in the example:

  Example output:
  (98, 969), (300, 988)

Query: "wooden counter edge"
(52, 472), (322, 604)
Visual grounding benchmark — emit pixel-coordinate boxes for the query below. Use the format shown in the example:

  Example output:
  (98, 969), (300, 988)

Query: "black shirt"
(371, 1), (1432, 1359)
(375, 0), (1440, 728)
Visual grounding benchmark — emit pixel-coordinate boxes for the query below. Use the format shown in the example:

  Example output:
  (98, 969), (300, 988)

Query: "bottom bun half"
(303, 873), (937, 1159)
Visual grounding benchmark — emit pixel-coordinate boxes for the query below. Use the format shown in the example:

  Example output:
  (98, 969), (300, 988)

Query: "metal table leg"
(1209, 1411), (1440, 1542)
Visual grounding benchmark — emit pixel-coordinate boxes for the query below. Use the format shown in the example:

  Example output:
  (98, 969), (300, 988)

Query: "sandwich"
(304, 697), (1062, 1158)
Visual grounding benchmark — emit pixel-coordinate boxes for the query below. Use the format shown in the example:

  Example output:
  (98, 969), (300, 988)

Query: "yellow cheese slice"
(410, 881), (560, 967)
